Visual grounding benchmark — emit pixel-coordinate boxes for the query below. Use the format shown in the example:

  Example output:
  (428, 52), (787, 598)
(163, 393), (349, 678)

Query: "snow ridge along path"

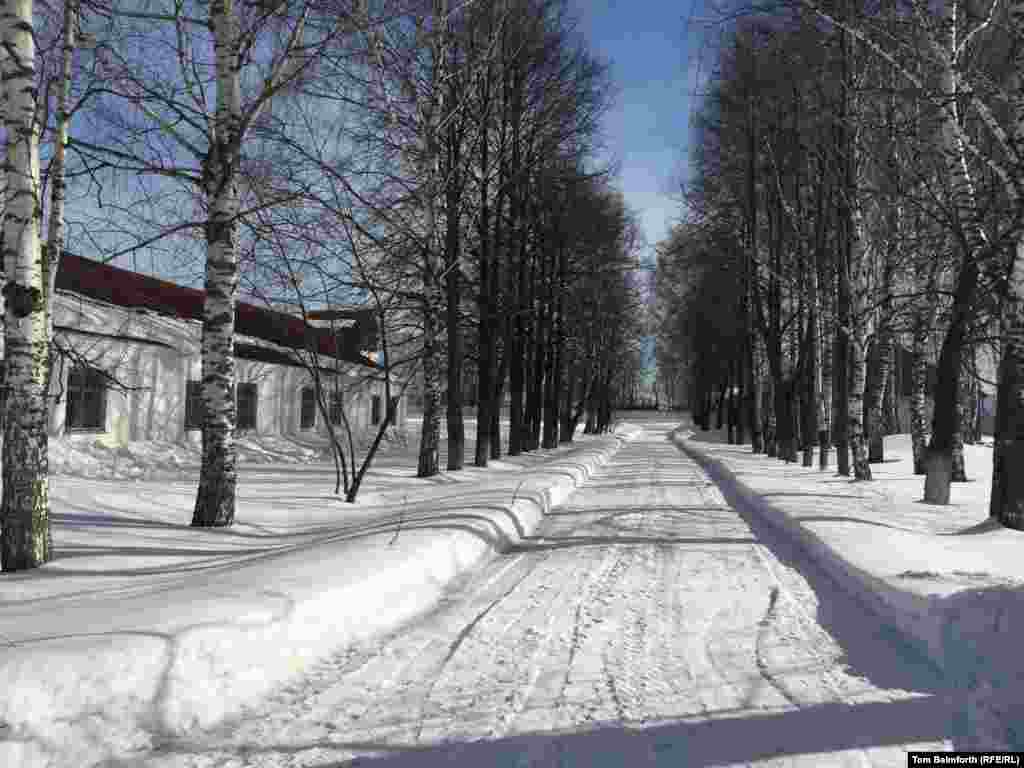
(673, 425), (1024, 752)
(0, 427), (633, 768)
(138, 417), (951, 767)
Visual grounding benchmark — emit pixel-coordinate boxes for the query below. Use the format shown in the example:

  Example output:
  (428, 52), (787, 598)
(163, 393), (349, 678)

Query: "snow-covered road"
(141, 421), (954, 767)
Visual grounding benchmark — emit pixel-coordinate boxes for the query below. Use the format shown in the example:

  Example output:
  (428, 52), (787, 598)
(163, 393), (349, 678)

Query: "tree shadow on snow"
(947, 518), (1004, 536)
(151, 694), (951, 767)
(758, 492), (873, 502)
(542, 505), (726, 518)
(780, 513), (926, 534)
(507, 533), (758, 553)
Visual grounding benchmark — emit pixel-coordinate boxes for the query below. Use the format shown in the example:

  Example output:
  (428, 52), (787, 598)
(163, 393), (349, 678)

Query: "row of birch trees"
(0, 0), (642, 571)
(657, 0), (1024, 529)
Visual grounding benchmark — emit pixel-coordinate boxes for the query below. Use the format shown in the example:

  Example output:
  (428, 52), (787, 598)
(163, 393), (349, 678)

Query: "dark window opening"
(388, 396), (398, 423)
(67, 365), (107, 431)
(371, 394), (382, 426)
(185, 380), (204, 430)
(300, 386), (316, 429)
(237, 382), (258, 431)
(329, 390), (343, 426)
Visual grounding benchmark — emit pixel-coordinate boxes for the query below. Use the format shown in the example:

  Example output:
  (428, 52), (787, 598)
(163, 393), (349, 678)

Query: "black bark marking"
(2, 282), (42, 318)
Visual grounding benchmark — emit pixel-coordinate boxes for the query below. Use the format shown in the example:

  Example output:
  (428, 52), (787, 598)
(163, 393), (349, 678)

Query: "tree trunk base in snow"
(913, 446), (927, 475)
(923, 451), (952, 505)
(991, 441), (1024, 529)
(750, 431), (762, 453)
(192, 431), (237, 528)
(836, 443), (849, 476)
(192, 488), (236, 527)
(868, 434), (884, 463)
(951, 451), (967, 483)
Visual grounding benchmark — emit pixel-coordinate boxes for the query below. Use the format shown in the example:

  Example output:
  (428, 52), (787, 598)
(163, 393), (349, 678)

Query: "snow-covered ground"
(0, 422), (633, 768)
(131, 417), (954, 768)
(2, 414), (1019, 767)
(676, 424), (1024, 752)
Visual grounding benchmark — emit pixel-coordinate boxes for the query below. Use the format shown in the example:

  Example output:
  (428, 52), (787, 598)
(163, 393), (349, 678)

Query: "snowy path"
(140, 422), (954, 767)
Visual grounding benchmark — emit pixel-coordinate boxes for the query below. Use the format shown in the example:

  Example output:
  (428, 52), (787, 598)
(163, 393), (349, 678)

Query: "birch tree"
(42, 0), (78, 349)
(71, 1), (321, 526)
(1, 0), (49, 570)
(1, 0), (108, 569)
(192, 0), (246, 525)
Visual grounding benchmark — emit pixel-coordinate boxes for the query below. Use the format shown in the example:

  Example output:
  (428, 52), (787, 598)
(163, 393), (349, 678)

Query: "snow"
(47, 430), (406, 482)
(0, 425), (635, 768)
(675, 425), (1024, 751)
(124, 416), (954, 767)
(2, 415), (1021, 766)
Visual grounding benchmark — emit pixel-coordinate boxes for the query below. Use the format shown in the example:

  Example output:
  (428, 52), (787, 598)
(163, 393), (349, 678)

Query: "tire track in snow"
(408, 512), (628, 742)
(618, 558), (653, 720)
(509, 544), (625, 732)
(562, 544), (634, 725)
(575, 448), (695, 730)
(478, 541), (631, 738)
(602, 647), (629, 724)
(755, 585), (803, 708)
(483, 577), (576, 739)
(411, 554), (540, 742)
(315, 512), (608, 741)
(650, 467), (718, 720)
(597, 542), (657, 727)
(413, 551), (577, 742)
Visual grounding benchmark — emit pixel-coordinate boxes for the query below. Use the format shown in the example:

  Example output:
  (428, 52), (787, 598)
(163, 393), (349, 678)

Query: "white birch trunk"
(1, 0), (51, 570)
(848, 207), (872, 480)
(192, 0), (241, 527)
(415, 2), (446, 478)
(44, 0), (76, 345)
(923, 0), (989, 502)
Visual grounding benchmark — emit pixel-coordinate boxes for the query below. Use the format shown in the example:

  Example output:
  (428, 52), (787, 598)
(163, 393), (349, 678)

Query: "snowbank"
(673, 427), (1024, 751)
(46, 430), (413, 481)
(0, 429), (629, 768)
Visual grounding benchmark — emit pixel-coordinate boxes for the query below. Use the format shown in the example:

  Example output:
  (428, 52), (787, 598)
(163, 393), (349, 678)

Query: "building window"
(300, 386), (316, 429)
(388, 396), (399, 423)
(371, 394), (382, 426)
(329, 390), (343, 426)
(185, 380), (204, 430)
(67, 365), (107, 431)
(237, 382), (258, 431)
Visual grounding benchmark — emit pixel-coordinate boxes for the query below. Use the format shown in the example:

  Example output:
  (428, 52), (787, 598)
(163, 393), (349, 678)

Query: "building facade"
(41, 254), (404, 447)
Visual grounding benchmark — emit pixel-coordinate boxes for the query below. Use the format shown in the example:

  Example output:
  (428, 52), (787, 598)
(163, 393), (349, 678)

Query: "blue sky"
(569, 0), (705, 267)
(83, 2), (709, 293)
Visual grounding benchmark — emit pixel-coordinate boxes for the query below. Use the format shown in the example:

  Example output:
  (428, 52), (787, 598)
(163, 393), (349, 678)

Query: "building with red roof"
(41, 253), (403, 444)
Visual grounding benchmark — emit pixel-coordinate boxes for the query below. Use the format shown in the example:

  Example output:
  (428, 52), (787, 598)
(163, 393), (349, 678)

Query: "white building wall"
(49, 291), (404, 446)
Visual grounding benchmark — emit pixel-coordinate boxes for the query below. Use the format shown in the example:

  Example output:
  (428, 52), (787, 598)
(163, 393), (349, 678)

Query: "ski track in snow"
(139, 423), (953, 768)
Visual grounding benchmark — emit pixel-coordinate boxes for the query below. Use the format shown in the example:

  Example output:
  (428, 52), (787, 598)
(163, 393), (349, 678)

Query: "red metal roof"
(56, 252), (375, 368)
